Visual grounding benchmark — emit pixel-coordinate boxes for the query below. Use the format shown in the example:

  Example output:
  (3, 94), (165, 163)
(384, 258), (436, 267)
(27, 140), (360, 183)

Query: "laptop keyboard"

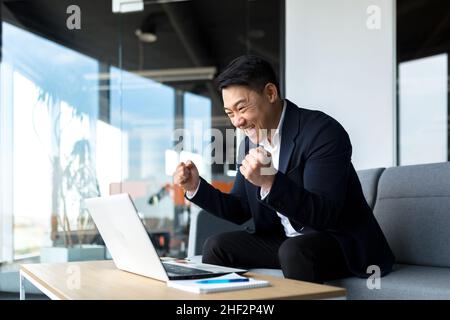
(163, 263), (213, 275)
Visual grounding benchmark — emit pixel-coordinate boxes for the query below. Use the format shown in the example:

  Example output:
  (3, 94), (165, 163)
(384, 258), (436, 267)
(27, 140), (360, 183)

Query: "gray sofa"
(187, 162), (450, 299)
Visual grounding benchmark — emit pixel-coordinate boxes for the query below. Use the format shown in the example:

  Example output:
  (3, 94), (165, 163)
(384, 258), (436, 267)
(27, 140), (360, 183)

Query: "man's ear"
(264, 83), (278, 103)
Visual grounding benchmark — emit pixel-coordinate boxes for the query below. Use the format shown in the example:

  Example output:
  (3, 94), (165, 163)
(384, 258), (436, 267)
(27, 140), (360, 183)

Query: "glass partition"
(2, 21), (101, 258)
(0, 0), (283, 262)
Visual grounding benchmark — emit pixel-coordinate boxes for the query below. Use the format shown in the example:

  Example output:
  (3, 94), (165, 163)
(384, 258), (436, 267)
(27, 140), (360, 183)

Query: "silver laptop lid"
(86, 193), (169, 281)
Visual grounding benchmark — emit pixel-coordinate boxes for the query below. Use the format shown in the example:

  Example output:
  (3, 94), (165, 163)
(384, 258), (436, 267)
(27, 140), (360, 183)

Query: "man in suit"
(173, 55), (394, 283)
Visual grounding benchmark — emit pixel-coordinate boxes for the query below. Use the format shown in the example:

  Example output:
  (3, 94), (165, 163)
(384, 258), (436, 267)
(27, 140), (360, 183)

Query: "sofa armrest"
(187, 209), (253, 257)
(356, 167), (385, 209)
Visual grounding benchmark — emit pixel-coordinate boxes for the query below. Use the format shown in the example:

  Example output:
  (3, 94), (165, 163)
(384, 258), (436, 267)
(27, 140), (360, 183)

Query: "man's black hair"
(215, 55), (280, 97)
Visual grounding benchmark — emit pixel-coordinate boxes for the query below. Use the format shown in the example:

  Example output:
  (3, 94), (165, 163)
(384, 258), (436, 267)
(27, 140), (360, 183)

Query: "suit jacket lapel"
(279, 100), (300, 174)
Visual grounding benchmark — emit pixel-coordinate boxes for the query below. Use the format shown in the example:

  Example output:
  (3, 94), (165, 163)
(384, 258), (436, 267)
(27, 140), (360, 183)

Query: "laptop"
(85, 193), (247, 281)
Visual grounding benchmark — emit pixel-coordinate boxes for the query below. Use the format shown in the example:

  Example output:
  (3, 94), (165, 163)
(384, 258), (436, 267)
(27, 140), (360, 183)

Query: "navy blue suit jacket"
(189, 99), (395, 277)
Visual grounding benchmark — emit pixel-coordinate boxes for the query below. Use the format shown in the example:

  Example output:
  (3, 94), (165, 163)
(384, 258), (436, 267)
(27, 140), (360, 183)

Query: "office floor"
(0, 292), (49, 300)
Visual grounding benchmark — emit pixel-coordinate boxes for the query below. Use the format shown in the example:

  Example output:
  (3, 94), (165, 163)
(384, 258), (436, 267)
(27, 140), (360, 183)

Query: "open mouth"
(243, 125), (256, 137)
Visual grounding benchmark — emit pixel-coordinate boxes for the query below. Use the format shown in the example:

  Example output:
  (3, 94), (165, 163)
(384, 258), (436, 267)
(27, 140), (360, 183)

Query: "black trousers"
(202, 231), (352, 284)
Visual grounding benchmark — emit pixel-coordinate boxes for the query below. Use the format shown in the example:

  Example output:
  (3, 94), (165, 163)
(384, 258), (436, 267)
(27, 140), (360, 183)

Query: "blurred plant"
(61, 138), (100, 245)
(33, 64), (100, 247)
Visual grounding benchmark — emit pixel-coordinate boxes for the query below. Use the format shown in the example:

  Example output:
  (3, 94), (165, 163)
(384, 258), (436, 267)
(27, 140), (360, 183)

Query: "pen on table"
(196, 278), (250, 284)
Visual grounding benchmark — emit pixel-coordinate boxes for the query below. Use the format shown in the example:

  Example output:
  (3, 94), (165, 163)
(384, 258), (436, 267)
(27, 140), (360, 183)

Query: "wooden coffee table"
(20, 260), (346, 300)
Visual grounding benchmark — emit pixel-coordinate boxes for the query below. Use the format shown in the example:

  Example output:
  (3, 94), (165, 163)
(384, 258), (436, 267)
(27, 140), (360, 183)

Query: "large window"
(0, 0), (283, 262)
(399, 54), (448, 165)
(397, 0), (450, 165)
(1, 22), (102, 258)
(109, 66), (180, 254)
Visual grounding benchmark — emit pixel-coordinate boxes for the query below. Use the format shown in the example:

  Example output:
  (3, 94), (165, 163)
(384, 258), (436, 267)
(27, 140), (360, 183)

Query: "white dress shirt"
(187, 100), (302, 237)
(258, 100), (302, 237)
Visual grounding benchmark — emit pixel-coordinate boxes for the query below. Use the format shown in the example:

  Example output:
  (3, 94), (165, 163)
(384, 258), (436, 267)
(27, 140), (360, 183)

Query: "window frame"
(0, 61), (14, 263)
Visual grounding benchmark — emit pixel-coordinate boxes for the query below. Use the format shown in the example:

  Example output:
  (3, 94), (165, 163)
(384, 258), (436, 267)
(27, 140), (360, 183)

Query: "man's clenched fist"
(240, 146), (277, 191)
(173, 160), (200, 192)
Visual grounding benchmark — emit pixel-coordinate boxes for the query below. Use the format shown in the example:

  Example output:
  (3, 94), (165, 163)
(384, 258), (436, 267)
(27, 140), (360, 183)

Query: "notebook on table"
(167, 273), (270, 294)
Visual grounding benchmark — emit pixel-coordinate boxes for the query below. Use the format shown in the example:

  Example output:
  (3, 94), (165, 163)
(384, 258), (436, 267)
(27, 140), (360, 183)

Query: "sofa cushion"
(328, 264), (450, 299)
(356, 168), (385, 209)
(374, 162), (450, 268)
(250, 265), (450, 300)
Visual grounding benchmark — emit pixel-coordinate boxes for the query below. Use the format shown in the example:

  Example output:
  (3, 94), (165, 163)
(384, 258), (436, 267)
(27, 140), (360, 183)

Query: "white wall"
(286, 0), (396, 170)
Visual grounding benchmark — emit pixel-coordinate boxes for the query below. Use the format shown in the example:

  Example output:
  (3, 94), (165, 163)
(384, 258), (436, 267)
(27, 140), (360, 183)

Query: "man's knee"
(202, 234), (221, 257)
(278, 239), (308, 264)
(278, 238), (314, 281)
(201, 233), (232, 266)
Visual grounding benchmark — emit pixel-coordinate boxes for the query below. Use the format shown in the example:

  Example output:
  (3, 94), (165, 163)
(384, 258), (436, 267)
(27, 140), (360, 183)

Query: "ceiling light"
(135, 29), (157, 43)
(135, 13), (160, 43)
